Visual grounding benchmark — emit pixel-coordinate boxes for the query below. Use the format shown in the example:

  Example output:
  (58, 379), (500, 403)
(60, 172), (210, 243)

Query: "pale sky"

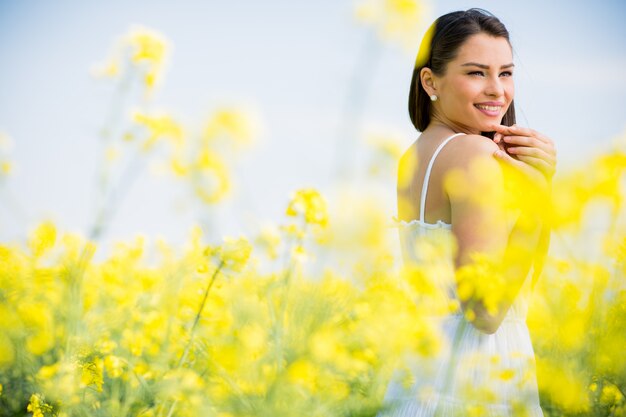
(0, 0), (625, 255)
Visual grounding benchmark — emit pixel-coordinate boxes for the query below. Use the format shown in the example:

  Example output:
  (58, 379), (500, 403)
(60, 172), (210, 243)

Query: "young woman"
(380, 8), (556, 417)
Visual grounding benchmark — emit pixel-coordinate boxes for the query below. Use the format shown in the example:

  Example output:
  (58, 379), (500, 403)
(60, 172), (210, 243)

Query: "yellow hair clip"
(414, 21), (437, 69)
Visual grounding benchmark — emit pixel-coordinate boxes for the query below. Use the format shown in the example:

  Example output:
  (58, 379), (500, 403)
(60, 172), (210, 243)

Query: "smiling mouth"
(474, 104), (502, 117)
(474, 104), (502, 112)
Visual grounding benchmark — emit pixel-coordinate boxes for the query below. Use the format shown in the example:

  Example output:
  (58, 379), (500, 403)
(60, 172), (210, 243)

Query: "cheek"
(448, 79), (478, 103)
(506, 80), (515, 98)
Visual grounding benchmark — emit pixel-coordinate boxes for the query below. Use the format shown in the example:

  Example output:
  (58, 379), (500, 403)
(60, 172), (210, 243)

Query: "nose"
(485, 75), (505, 98)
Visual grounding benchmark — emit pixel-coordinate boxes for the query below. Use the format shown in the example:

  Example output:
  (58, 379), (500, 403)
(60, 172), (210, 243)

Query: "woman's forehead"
(454, 33), (513, 65)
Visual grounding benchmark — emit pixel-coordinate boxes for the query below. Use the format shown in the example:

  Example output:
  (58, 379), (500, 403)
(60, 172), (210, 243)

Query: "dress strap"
(419, 133), (465, 222)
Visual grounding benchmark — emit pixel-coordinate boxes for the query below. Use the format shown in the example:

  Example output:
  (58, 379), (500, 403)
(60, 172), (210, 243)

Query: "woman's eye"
(468, 71), (484, 76)
(500, 71), (513, 77)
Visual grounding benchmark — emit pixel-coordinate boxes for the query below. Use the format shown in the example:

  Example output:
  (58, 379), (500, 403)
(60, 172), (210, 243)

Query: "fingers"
(492, 124), (554, 146)
(506, 146), (556, 178)
(505, 145), (556, 164)
(504, 137), (556, 167)
(515, 155), (555, 178)
(493, 149), (555, 182)
(493, 149), (524, 168)
(502, 135), (538, 147)
(503, 135), (556, 155)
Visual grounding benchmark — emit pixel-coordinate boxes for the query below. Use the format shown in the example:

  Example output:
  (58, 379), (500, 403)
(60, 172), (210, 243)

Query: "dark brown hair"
(409, 8), (516, 136)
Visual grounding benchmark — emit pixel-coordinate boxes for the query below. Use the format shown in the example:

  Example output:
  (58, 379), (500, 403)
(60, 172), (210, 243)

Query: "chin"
(467, 121), (496, 134)
(477, 118), (503, 132)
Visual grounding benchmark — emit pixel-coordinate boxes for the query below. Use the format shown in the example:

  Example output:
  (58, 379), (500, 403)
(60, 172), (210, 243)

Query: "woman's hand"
(491, 124), (557, 181)
(490, 124), (554, 213)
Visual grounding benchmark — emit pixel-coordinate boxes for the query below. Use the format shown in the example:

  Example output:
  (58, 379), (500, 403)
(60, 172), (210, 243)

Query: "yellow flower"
(287, 359), (318, 392)
(80, 358), (104, 392)
(237, 323), (267, 356)
(364, 130), (404, 177)
(104, 355), (125, 378)
(0, 333), (14, 368)
(286, 188), (328, 227)
(193, 149), (231, 203)
(27, 221), (57, 257)
(127, 25), (167, 65)
(280, 223), (305, 240)
(254, 223), (282, 260)
(170, 155), (189, 177)
(92, 25), (170, 91)
(202, 108), (258, 149)
(455, 253), (508, 315)
(131, 111), (184, 151)
(354, 0), (432, 51)
(0, 161), (11, 176)
(309, 327), (340, 362)
(0, 131), (15, 177)
(498, 368), (515, 381)
(535, 358), (590, 413)
(27, 393), (53, 417)
(600, 383), (624, 406)
(217, 236), (252, 272)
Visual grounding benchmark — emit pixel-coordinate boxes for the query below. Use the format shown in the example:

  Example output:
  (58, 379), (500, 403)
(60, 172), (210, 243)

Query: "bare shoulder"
(452, 134), (499, 155)
(440, 133), (504, 197)
(444, 134), (499, 168)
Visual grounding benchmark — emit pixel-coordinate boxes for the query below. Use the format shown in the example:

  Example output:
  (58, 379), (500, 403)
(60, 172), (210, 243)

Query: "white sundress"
(377, 133), (544, 417)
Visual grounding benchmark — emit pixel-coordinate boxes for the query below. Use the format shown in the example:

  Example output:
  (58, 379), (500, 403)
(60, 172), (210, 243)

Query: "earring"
(430, 94), (438, 102)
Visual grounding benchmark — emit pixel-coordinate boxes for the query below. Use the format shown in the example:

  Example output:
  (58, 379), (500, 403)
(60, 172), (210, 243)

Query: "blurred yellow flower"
(0, 334), (14, 368)
(254, 222), (282, 260)
(217, 236), (252, 272)
(192, 149), (231, 203)
(202, 107), (258, 149)
(354, 0), (432, 51)
(0, 131), (15, 177)
(104, 355), (124, 378)
(364, 130), (404, 177)
(91, 24), (170, 92)
(131, 110), (184, 151)
(27, 220), (57, 258)
(287, 359), (318, 392)
(0, 161), (11, 176)
(27, 392), (58, 417)
(600, 383), (625, 406)
(286, 188), (329, 227)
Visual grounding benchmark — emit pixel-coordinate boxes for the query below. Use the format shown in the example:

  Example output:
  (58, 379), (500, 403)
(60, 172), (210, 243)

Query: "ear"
(420, 67), (437, 97)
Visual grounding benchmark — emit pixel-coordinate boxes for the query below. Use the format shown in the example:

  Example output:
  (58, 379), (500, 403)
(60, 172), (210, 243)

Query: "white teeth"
(476, 104), (501, 111)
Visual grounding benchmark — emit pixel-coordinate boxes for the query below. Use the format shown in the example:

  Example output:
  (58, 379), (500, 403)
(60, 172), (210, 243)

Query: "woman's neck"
(428, 116), (481, 136)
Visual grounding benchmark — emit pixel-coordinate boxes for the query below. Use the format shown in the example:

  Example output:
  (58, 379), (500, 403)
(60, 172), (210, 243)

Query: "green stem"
(159, 260), (224, 417)
(273, 222), (307, 372)
(176, 259), (224, 369)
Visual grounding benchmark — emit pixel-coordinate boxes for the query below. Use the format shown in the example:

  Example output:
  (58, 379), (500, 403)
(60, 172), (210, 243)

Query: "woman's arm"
(446, 135), (546, 334)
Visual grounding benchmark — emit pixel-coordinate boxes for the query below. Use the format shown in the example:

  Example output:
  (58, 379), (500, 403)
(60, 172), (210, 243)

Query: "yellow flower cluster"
(131, 111), (185, 152)
(0, 186), (447, 416)
(92, 24), (169, 92)
(285, 188), (329, 227)
(2, 144), (625, 416)
(353, 0), (432, 51)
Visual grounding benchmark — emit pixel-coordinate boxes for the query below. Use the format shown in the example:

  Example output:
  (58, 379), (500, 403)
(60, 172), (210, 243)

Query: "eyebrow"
(461, 62), (515, 69)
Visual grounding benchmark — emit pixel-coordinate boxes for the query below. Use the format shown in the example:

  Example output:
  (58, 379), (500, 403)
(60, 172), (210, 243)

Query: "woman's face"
(430, 32), (514, 134)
